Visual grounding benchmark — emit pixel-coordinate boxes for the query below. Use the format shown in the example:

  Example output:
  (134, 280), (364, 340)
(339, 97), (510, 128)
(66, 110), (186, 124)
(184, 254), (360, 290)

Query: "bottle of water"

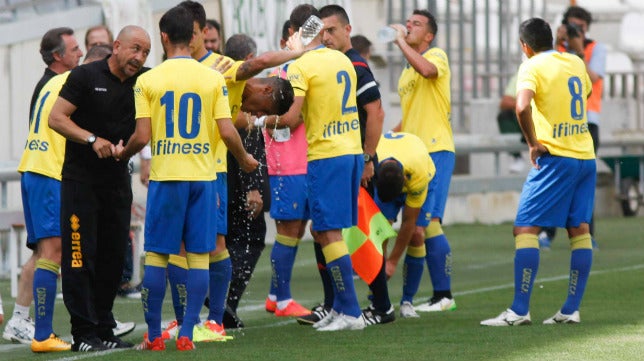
(377, 26), (397, 43)
(285, 15), (324, 51)
(300, 15), (324, 46)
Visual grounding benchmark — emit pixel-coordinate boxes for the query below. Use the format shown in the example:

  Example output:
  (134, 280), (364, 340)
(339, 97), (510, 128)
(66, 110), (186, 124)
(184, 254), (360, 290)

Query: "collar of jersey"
(198, 50), (213, 62)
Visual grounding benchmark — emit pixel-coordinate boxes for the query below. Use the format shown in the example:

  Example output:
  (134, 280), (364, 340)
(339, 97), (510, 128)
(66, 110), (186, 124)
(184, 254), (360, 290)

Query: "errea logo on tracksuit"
(70, 214), (83, 268)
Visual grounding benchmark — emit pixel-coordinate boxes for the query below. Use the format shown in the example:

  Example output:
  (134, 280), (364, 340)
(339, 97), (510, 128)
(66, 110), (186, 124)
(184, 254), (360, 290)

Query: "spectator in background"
(497, 74), (527, 174)
(350, 35), (373, 61)
(84, 25), (113, 52)
(205, 19), (222, 53)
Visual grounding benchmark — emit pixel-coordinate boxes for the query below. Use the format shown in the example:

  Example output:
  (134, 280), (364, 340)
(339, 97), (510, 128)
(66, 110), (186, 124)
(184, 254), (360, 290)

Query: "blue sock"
(315, 242), (334, 308)
(207, 255), (231, 324)
(33, 259), (58, 341)
(510, 247), (540, 316)
(179, 258), (209, 340)
(323, 243), (361, 317)
(402, 251), (425, 304)
(142, 265), (167, 341)
(167, 262), (188, 325)
(271, 240), (298, 301)
(425, 234), (452, 292)
(562, 248), (593, 314)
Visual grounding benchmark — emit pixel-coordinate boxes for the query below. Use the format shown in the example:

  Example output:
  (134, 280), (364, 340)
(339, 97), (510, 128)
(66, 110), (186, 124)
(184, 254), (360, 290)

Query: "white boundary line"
(1, 263), (642, 359)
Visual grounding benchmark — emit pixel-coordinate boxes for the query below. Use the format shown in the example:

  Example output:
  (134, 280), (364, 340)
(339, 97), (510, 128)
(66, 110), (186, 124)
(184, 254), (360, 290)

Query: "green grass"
(2, 216), (643, 361)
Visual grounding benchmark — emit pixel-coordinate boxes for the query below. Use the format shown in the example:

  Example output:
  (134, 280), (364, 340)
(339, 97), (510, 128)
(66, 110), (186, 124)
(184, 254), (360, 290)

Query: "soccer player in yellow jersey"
(113, 6), (258, 351)
(170, 0), (306, 333)
(259, 4), (365, 331)
(16, 45), (111, 353)
(387, 9), (456, 314)
(481, 18), (595, 327)
(372, 132), (436, 318)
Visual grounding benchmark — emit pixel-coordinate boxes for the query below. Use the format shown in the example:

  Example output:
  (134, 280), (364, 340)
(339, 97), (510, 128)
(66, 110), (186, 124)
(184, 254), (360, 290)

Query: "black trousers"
(60, 179), (131, 339)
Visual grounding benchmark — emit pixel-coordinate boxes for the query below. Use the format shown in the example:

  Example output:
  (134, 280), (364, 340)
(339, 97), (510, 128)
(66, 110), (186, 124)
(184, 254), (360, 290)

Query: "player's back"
(377, 132), (435, 197)
(519, 51), (594, 159)
(288, 47), (362, 161)
(134, 57), (231, 181)
(18, 72), (70, 180)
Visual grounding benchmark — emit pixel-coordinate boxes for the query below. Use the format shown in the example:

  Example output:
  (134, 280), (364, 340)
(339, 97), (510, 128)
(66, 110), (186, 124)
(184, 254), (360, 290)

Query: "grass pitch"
(1, 216), (643, 361)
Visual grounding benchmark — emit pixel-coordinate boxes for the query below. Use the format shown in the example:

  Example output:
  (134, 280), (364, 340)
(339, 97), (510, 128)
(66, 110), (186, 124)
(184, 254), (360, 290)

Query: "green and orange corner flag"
(343, 187), (397, 284)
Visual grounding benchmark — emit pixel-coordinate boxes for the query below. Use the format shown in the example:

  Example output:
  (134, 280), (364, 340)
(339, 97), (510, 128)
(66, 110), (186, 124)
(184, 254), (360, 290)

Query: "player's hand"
(245, 190), (263, 219)
(211, 55), (233, 75)
(361, 161), (374, 187)
(555, 24), (568, 46)
(112, 139), (125, 161)
(385, 259), (397, 279)
(93, 136), (114, 159)
(390, 24), (407, 46)
(529, 143), (549, 169)
(286, 28), (304, 52)
(239, 153), (259, 173)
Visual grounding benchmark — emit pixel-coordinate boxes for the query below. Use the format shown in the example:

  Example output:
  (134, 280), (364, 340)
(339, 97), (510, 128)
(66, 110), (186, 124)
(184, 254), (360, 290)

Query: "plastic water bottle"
(377, 27), (397, 43)
(300, 15), (324, 46)
(284, 15), (324, 50)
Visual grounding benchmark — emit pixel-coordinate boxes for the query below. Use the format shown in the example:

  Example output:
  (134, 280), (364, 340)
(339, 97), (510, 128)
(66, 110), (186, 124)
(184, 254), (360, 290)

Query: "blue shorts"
(515, 154), (596, 228)
(307, 155), (363, 231)
(375, 190), (433, 227)
(269, 175), (309, 221)
(215, 172), (227, 236)
(428, 151), (455, 221)
(21, 172), (60, 248)
(145, 180), (217, 254)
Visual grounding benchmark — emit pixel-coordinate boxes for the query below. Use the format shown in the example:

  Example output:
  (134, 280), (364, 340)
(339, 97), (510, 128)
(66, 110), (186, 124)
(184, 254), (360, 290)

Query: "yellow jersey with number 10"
(134, 57), (231, 181)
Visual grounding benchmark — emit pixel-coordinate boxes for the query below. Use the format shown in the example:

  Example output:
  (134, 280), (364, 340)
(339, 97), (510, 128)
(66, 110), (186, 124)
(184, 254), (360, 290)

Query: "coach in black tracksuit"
(49, 26), (150, 352)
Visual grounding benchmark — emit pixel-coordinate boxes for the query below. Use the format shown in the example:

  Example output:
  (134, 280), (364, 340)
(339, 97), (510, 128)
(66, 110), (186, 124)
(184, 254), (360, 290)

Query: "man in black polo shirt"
(49, 25), (151, 352)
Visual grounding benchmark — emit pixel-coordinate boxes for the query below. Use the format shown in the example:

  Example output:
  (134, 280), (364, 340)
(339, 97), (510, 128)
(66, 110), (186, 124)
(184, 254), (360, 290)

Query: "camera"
(565, 23), (582, 38)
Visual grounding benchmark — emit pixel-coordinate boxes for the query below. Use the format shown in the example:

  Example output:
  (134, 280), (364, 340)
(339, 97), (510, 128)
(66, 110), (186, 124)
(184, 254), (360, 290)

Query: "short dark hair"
(40, 27), (74, 65)
(319, 4), (350, 24)
(351, 35), (372, 56)
(269, 77), (295, 115)
(84, 44), (112, 63)
(519, 17), (553, 53)
(563, 6), (592, 26)
(280, 20), (291, 42)
(206, 19), (221, 32)
(225, 34), (257, 61)
(413, 9), (437, 35)
(160, 6), (194, 45)
(289, 4), (320, 31)
(376, 161), (404, 203)
(179, 0), (206, 29)
(84, 25), (113, 47)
